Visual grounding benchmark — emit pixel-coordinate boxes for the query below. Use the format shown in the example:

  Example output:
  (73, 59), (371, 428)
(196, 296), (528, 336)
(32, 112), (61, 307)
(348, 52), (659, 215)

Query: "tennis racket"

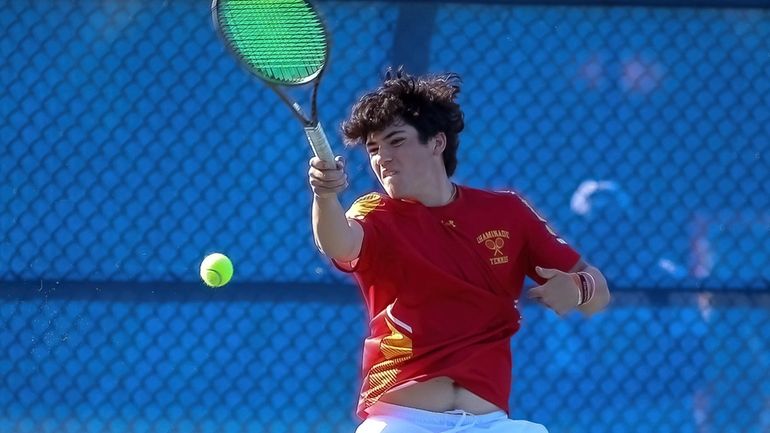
(212, 0), (335, 162)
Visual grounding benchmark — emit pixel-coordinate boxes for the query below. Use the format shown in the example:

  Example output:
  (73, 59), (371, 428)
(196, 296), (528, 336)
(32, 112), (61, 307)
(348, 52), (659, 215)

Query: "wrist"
(314, 192), (339, 200)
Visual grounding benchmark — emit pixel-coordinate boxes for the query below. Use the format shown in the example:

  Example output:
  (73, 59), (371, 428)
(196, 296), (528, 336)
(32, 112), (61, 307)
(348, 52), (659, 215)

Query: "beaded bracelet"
(576, 271), (596, 306)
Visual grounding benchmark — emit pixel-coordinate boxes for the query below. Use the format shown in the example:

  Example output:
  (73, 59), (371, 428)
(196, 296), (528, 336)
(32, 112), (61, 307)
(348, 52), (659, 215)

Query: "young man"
(308, 68), (610, 433)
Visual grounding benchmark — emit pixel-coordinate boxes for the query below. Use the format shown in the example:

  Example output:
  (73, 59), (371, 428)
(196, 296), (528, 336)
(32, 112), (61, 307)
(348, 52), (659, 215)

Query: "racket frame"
(211, 0), (335, 161)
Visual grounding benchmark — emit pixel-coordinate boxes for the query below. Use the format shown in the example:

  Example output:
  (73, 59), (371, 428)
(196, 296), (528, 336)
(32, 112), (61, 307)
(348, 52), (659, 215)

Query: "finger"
(526, 290), (546, 303)
(531, 296), (550, 309)
(322, 175), (348, 189)
(310, 157), (338, 171)
(309, 175), (348, 189)
(308, 170), (332, 183)
(532, 298), (548, 308)
(309, 167), (345, 182)
(309, 177), (346, 189)
(309, 157), (324, 168)
(535, 266), (560, 279)
(527, 286), (543, 299)
(308, 166), (324, 178)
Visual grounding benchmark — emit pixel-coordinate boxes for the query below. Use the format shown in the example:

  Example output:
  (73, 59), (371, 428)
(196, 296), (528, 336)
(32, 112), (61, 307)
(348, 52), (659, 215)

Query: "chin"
(381, 181), (402, 199)
(382, 174), (415, 199)
(383, 187), (400, 198)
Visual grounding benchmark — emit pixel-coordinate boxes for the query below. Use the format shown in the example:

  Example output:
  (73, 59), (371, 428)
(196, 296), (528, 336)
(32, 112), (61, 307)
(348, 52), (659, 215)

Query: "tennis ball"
(199, 253), (233, 288)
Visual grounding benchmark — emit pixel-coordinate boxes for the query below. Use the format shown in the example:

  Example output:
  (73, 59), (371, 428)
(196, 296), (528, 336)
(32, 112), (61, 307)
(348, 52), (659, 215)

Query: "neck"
(401, 180), (456, 207)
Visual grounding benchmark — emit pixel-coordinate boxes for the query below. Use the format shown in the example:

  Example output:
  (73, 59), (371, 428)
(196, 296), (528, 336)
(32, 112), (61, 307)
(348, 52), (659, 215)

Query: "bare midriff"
(378, 376), (502, 414)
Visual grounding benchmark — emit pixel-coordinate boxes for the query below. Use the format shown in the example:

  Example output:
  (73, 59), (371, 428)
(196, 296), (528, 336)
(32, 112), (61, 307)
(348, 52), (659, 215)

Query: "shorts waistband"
(366, 402), (507, 427)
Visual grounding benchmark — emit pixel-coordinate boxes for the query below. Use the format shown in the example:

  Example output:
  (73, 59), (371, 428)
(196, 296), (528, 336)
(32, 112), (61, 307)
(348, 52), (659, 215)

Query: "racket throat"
(290, 102), (308, 123)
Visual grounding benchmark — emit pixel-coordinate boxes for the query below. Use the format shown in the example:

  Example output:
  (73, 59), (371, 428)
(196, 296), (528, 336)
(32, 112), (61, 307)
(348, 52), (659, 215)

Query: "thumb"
(535, 266), (559, 279)
(335, 155), (346, 169)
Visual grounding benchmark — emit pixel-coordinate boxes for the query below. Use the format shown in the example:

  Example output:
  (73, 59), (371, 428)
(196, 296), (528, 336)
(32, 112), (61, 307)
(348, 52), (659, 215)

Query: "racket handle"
(304, 123), (335, 163)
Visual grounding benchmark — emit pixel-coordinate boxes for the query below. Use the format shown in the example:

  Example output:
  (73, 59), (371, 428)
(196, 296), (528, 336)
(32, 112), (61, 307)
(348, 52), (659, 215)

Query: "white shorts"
(355, 402), (549, 433)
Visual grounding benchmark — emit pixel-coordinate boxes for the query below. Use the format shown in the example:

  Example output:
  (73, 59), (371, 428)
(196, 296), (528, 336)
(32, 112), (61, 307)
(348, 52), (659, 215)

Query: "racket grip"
(304, 123), (335, 163)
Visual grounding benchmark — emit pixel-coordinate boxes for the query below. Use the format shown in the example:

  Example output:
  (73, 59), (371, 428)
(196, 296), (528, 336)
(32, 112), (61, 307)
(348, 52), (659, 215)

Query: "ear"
(431, 132), (447, 155)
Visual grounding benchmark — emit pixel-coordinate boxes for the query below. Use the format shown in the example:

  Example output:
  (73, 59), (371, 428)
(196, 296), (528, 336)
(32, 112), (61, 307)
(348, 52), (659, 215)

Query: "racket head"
(212, 0), (330, 86)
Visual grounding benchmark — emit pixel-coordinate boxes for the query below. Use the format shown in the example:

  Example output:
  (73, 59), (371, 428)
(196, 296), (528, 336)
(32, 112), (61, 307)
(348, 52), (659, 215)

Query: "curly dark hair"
(341, 67), (465, 176)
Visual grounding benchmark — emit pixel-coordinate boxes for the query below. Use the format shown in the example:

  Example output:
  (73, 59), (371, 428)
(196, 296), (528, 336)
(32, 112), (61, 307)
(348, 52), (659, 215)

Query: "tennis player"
(308, 68), (610, 433)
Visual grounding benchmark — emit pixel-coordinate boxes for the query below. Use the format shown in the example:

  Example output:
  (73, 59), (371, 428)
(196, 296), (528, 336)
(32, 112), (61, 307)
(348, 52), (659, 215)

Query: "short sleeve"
(511, 193), (581, 284)
(331, 193), (384, 273)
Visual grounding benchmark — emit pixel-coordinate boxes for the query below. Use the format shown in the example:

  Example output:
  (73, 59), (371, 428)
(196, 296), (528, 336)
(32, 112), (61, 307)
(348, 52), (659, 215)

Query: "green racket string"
(217, 0), (328, 84)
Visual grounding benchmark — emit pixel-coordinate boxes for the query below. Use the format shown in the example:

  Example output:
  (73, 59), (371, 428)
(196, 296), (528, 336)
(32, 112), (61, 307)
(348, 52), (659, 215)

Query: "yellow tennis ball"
(199, 253), (233, 288)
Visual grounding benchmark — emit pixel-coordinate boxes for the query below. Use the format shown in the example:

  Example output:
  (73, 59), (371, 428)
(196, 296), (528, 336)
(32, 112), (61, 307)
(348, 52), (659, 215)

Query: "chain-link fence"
(2, 1), (769, 432)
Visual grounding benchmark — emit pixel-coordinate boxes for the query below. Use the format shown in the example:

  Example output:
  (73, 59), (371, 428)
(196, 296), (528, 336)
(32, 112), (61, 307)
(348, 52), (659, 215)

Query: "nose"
(371, 154), (389, 173)
(374, 145), (392, 162)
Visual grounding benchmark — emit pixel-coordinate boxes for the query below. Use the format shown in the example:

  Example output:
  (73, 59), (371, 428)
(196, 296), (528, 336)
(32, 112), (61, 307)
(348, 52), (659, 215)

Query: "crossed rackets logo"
(477, 230), (510, 265)
(485, 238), (505, 256)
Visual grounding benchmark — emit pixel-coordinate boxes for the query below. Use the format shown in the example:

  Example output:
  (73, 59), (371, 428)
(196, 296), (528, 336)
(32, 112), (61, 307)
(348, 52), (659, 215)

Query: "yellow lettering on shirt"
(476, 230), (510, 244)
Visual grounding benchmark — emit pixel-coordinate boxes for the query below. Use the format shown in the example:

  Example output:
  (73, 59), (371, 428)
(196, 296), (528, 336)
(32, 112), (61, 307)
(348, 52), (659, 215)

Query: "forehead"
(366, 118), (416, 144)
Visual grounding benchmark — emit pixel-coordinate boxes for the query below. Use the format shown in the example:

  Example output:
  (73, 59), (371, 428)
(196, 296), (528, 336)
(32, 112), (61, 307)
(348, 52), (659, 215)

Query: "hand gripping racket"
(212, 0), (335, 162)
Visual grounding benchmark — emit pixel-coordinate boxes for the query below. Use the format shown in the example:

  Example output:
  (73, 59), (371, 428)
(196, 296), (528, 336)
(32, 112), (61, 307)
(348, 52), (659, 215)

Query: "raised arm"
(308, 156), (363, 262)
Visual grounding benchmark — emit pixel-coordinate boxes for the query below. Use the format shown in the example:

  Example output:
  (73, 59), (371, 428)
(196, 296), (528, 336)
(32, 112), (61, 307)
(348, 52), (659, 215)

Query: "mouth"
(381, 170), (397, 179)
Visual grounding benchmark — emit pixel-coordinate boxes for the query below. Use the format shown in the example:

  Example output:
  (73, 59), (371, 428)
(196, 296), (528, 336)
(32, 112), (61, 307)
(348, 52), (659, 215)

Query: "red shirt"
(336, 184), (580, 419)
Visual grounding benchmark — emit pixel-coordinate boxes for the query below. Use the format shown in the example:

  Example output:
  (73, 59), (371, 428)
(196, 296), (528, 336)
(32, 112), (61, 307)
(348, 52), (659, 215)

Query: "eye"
(390, 137), (405, 147)
(366, 145), (378, 155)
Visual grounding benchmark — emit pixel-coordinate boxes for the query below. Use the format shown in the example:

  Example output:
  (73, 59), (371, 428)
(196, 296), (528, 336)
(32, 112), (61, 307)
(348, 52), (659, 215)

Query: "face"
(365, 119), (445, 200)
